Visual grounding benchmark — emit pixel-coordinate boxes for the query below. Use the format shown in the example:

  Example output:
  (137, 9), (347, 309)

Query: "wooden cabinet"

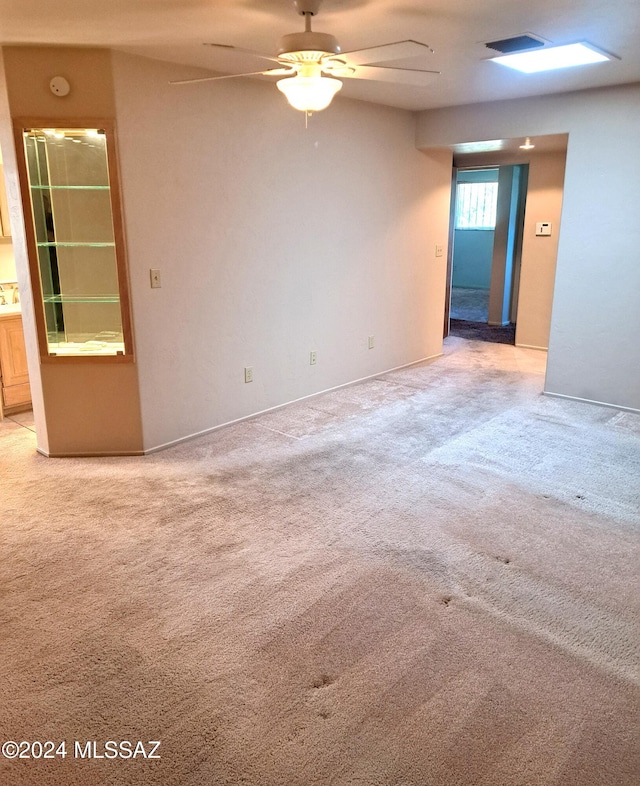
(0, 314), (31, 414)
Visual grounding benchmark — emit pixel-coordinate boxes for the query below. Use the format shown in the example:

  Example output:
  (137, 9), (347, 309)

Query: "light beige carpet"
(1, 338), (639, 785)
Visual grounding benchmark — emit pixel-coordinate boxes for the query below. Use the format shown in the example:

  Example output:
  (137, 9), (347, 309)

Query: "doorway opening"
(0, 144), (34, 436)
(448, 164), (528, 345)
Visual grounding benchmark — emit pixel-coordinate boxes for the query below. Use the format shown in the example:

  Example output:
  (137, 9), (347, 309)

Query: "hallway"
(450, 286), (489, 322)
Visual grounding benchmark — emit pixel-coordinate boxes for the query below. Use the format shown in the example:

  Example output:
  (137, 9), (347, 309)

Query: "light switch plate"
(150, 269), (161, 288)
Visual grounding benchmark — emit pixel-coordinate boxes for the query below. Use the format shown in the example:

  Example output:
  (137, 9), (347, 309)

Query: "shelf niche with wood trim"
(16, 122), (134, 361)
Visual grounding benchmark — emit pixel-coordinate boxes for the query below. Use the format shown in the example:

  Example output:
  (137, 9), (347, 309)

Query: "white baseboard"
(516, 343), (548, 351)
(144, 352), (444, 455)
(37, 447), (145, 458)
(543, 391), (640, 415)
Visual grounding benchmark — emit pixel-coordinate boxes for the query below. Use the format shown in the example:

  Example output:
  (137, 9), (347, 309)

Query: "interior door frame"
(443, 165), (458, 338)
(444, 163), (529, 335)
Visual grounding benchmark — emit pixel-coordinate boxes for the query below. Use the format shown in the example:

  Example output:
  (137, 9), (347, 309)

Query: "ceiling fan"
(170, 0), (439, 112)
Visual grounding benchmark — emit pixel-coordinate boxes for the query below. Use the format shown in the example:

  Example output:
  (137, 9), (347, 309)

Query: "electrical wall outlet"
(368, 335), (375, 349)
(435, 244), (444, 258)
(244, 367), (253, 383)
(150, 268), (161, 288)
(310, 351), (317, 366)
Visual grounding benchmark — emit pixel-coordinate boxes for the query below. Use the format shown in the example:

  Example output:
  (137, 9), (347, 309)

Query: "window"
(455, 181), (499, 230)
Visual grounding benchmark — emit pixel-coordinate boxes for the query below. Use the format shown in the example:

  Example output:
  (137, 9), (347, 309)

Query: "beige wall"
(3, 47), (116, 119)
(0, 241), (16, 280)
(418, 84), (640, 412)
(0, 46), (144, 455)
(111, 52), (451, 451)
(517, 151), (566, 350)
(0, 52), (48, 450)
(0, 160), (16, 281)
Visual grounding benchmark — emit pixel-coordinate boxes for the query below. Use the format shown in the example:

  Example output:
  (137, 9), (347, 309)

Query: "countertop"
(0, 305), (22, 318)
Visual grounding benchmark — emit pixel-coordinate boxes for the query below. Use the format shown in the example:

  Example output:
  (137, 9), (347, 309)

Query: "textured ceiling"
(1, 0), (639, 111)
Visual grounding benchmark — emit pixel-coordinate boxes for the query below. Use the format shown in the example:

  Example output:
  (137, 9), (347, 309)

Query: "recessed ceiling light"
(519, 137), (535, 150)
(454, 139), (506, 154)
(489, 42), (617, 73)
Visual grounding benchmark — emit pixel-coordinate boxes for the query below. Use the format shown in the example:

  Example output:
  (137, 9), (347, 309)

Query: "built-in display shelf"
(20, 123), (133, 360)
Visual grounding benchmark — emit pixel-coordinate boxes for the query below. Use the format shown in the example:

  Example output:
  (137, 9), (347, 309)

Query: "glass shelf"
(36, 242), (116, 248)
(30, 185), (111, 191)
(43, 295), (120, 304)
(48, 342), (125, 357)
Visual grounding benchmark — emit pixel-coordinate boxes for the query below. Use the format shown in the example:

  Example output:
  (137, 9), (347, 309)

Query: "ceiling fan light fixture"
(277, 32), (341, 60)
(173, 2), (440, 112)
(277, 65), (342, 112)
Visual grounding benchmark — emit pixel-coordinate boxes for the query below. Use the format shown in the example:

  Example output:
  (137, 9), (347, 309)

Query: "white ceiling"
(1, 0), (639, 111)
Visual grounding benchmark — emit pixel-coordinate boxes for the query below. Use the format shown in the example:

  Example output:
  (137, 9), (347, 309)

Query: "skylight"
(489, 42), (616, 74)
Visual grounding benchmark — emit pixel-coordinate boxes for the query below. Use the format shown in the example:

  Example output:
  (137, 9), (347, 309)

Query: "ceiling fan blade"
(322, 64), (356, 77)
(170, 67), (295, 86)
(324, 39), (434, 67)
(341, 64), (440, 86)
(203, 43), (283, 66)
